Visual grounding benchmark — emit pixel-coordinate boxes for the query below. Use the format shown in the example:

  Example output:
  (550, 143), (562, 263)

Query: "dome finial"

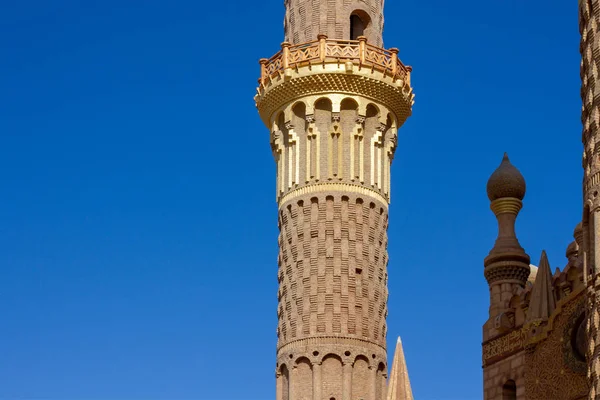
(486, 153), (526, 201)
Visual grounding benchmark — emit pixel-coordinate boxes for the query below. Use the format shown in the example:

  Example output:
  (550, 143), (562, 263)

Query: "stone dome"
(486, 153), (526, 201)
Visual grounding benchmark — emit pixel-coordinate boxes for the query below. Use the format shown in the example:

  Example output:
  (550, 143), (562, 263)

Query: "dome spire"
(484, 153), (530, 316)
(486, 152), (526, 201)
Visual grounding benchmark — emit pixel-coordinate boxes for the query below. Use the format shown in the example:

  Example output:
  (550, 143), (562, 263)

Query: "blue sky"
(0, 0), (582, 399)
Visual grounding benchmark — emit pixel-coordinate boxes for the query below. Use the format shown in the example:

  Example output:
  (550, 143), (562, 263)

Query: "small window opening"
(350, 14), (365, 40)
(502, 380), (516, 400)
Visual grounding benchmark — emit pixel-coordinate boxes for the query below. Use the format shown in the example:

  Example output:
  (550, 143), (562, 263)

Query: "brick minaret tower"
(580, 1), (600, 398)
(255, 1), (414, 399)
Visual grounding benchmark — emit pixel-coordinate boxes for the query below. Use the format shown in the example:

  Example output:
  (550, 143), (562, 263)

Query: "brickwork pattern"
(483, 353), (525, 400)
(284, 0), (384, 46)
(525, 295), (589, 400)
(580, 0), (600, 398)
(276, 193), (389, 348)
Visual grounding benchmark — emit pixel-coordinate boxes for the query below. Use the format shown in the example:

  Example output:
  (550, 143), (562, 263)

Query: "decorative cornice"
(255, 64), (413, 127)
(490, 197), (523, 215)
(278, 182), (389, 207)
(482, 286), (586, 367)
(278, 335), (386, 354)
(484, 261), (530, 285)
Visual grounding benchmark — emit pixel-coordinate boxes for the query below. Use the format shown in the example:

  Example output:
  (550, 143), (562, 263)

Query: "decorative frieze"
(483, 327), (528, 367)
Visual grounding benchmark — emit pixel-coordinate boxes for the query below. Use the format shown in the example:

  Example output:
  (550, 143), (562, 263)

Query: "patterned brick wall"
(580, 1), (600, 398)
(276, 193), (389, 348)
(274, 190), (389, 400)
(283, 0), (385, 46)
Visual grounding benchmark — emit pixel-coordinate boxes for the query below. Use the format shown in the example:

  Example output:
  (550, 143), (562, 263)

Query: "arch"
(292, 357), (313, 399)
(385, 114), (394, 130)
(273, 111), (285, 132)
(340, 97), (359, 111)
(352, 355), (370, 400)
(278, 364), (290, 400)
(375, 362), (386, 400)
(348, 9), (372, 41)
(366, 103), (380, 118)
(290, 101), (307, 185)
(287, 101), (307, 126)
(321, 354), (343, 400)
(314, 97), (333, 111)
(572, 312), (587, 362)
(502, 379), (517, 400)
(277, 113), (287, 140)
(291, 100), (307, 112)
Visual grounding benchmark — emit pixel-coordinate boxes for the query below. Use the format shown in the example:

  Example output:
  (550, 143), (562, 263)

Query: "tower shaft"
(580, 1), (600, 398)
(256, 4), (414, 400)
(284, 0), (384, 46)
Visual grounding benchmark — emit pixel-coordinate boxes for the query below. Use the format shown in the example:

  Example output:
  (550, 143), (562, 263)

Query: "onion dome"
(486, 153), (526, 201)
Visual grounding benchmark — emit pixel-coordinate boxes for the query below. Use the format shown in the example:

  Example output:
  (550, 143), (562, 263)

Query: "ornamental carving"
(524, 294), (588, 400)
(482, 327), (528, 367)
(563, 301), (587, 374)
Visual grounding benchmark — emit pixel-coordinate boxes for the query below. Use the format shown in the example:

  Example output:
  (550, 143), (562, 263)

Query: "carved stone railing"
(259, 35), (412, 86)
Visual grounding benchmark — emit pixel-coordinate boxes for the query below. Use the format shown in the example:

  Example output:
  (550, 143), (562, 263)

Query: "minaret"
(255, 1), (414, 399)
(482, 154), (530, 399)
(484, 153), (530, 328)
(580, 0), (600, 397)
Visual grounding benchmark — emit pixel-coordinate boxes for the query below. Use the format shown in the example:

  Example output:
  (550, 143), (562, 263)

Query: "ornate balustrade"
(259, 35), (412, 86)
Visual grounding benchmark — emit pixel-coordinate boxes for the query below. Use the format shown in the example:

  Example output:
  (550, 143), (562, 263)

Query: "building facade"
(255, 1), (414, 399)
(480, 2), (600, 399)
(255, 1), (600, 399)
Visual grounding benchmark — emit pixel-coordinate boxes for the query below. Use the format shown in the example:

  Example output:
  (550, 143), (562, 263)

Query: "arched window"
(350, 14), (365, 40)
(502, 380), (516, 400)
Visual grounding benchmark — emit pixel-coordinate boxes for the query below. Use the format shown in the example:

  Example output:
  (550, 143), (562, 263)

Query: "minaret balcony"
(255, 35), (414, 126)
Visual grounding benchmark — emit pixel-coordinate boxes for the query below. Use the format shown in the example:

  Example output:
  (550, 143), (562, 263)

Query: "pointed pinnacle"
(526, 250), (556, 322)
(387, 336), (413, 400)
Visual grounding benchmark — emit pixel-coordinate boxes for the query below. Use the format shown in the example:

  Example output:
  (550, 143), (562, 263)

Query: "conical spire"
(526, 251), (556, 322)
(387, 337), (414, 400)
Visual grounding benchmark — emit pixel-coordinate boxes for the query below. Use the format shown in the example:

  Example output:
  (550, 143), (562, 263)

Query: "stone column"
(290, 366), (297, 400)
(276, 370), (282, 400)
(370, 366), (378, 400)
(594, 211), (600, 273)
(381, 372), (388, 400)
(342, 362), (352, 400)
(313, 362), (322, 400)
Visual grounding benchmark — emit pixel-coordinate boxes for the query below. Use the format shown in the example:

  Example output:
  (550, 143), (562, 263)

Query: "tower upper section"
(284, 0), (385, 47)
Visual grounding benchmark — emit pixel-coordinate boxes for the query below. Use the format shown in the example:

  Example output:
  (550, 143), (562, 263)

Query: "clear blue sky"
(0, 1), (582, 399)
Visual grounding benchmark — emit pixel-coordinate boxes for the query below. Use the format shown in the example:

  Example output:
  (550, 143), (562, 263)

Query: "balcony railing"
(258, 35), (412, 87)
